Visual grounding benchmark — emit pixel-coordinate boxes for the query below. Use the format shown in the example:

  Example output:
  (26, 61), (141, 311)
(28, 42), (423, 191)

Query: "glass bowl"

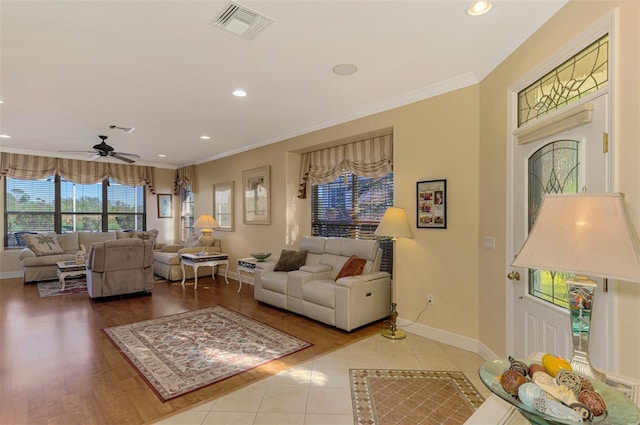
(478, 358), (640, 425)
(250, 252), (272, 262)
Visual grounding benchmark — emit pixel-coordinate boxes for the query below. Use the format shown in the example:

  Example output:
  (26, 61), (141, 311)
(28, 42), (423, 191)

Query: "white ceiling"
(0, 0), (567, 169)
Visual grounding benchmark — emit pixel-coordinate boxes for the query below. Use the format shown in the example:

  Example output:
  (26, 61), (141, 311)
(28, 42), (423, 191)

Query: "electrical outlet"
(427, 294), (434, 304)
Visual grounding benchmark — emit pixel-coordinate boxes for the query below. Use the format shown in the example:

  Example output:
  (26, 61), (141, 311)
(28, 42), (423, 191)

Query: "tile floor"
(153, 332), (495, 425)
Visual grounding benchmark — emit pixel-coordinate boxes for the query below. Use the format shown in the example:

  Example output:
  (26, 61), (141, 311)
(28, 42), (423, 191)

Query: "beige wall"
(194, 85), (481, 340)
(479, 1), (640, 376)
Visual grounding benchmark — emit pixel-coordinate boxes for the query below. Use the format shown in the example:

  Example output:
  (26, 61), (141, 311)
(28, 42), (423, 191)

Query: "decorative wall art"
(213, 181), (234, 231)
(416, 179), (447, 229)
(242, 166), (271, 225)
(157, 194), (173, 218)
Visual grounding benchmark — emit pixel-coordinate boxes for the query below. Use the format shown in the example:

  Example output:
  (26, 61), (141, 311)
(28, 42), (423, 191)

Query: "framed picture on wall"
(213, 181), (234, 231)
(242, 165), (271, 225)
(416, 179), (446, 229)
(157, 194), (173, 218)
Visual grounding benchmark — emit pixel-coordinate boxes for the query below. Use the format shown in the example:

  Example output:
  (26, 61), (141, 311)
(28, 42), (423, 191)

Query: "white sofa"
(254, 236), (391, 331)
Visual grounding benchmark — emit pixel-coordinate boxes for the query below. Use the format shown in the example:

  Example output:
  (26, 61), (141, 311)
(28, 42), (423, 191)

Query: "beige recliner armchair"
(86, 238), (154, 298)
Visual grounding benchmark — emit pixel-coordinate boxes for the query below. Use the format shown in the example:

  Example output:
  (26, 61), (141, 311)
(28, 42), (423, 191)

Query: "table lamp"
(374, 206), (414, 339)
(511, 193), (640, 380)
(194, 214), (219, 253)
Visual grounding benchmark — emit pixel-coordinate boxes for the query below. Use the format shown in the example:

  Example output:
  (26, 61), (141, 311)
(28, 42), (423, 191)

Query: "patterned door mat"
(351, 369), (484, 425)
(103, 305), (312, 401)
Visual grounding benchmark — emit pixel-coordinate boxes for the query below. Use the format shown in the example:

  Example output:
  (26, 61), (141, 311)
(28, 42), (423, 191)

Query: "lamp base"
(382, 302), (406, 340)
(567, 276), (605, 382)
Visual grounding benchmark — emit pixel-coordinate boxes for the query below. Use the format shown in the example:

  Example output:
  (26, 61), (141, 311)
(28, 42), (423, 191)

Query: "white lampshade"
(512, 193), (640, 282)
(194, 214), (219, 232)
(375, 207), (414, 239)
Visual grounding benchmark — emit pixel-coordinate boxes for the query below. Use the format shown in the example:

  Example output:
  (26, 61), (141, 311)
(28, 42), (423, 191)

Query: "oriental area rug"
(37, 277), (87, 297)
(103, 305), (311, 401)
(351, 369), (484, 425)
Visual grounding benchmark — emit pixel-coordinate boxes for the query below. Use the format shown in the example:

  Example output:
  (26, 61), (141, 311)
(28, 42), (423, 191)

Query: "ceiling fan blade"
(111, 153), (135, 163)
(59, 150), (95, 154)
(113, 151), (141, 158)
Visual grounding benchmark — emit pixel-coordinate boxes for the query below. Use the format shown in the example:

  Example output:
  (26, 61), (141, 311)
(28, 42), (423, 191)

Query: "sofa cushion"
(335, 255), (366, 280)
(116, 231), (132, 239)
(302, 279), (336, 308)
(153, 251), (183, 266)
(57, 232), (80, 253)
(274, 249), (308, 272)
(22, 232), (64, 256)
(78, 232), (117, 250)
(261, 271), (289, 293)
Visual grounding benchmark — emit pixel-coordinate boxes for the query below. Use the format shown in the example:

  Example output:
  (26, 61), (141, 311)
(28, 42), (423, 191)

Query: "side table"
(56, 260), (87, 291)
(180, 253), (229, 290)
(237, 258), (275, 293)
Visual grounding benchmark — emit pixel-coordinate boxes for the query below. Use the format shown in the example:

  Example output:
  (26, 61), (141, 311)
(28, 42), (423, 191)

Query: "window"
(4, 176), (145, 248)
(527, 140), (580, 309)
(518, 34), (609, 126)
(311, 171), (393, 274)
(180, 185), (194, 242)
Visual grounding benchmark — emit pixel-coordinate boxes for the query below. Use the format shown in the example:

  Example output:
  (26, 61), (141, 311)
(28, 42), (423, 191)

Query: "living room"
(1, 1), (640, 424)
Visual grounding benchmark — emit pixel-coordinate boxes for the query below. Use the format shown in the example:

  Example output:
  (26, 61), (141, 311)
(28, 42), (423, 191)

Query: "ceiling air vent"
(211, 1), (273, 40)
(107, 124), (135, 133)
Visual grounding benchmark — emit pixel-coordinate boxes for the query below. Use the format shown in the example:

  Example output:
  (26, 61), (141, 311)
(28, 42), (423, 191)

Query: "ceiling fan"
(61, 135), (141, 163)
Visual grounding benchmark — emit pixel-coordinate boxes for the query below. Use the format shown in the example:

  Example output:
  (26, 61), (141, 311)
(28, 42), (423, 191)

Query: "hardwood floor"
(0, 276), (382, 425)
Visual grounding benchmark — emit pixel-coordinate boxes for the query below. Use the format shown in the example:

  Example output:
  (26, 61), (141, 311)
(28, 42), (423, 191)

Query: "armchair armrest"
(177, 247), (203, 255)
(336, 271), (390, 287)
(18, 248), (36, 261)
(160, 244), (184, 253)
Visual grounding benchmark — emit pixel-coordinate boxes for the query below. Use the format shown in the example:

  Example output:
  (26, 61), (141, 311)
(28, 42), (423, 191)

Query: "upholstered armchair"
(86, 238), (154, 298)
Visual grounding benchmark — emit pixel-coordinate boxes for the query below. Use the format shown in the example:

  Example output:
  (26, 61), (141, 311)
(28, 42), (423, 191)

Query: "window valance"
(174, 165), (197, 194)
(0, 153), (156, 193)
(297, 133), (393, 199)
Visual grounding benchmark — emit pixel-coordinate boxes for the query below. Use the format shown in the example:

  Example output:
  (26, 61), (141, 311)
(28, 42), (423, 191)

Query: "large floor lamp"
(511, 193), (640, 381)
(375, 206), (414, 340)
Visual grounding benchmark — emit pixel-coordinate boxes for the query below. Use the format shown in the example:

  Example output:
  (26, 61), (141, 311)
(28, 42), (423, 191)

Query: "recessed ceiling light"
(0, 134), (11, 139)
(332, 63), (358, 76)
(467, 1), (492, 16)
(158, 154), (167, 158)
(232, 89), (247, 97)
(0, 100), (4, 104)
(200, 135), (211, 140)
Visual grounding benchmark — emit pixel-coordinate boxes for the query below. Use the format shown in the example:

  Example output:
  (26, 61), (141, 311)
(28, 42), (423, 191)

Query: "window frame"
(311, 171), (394, 275)
(4, 175), (146, 248)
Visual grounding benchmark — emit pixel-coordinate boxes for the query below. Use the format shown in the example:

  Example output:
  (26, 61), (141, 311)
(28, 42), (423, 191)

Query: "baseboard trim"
(398, 318), (500, 361)
(0, 271), (23, 280)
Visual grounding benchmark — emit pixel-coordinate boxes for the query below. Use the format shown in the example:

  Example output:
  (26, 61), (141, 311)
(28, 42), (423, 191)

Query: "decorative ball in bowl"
(250, 252), (272, 262)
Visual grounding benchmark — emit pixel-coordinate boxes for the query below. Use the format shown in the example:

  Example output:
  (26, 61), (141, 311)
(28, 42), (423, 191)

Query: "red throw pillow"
(336, 255), (366, 280)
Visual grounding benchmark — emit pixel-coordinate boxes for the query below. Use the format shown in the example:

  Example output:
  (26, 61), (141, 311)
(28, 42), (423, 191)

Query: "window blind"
(311, 171), (394, 275)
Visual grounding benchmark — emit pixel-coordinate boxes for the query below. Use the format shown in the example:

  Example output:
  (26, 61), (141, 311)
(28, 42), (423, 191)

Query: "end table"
(180, 253), (229, 290)
(237, 258), (275, 293)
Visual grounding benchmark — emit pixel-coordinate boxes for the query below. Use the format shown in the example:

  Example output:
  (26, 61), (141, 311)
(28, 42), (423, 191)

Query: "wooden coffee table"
(56, 261), (87, 291)
(180, 253), (229, 290)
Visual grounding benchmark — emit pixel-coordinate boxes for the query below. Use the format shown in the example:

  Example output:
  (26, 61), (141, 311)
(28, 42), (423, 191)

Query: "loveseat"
(254, 236), (391, 331)
(17, 230), (159, 283)
(153, 235), (222, 281)
(86, 238), (154, 298)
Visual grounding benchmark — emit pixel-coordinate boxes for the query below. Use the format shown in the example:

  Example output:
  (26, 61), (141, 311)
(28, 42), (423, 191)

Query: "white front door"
(509, 94), (612, 369)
